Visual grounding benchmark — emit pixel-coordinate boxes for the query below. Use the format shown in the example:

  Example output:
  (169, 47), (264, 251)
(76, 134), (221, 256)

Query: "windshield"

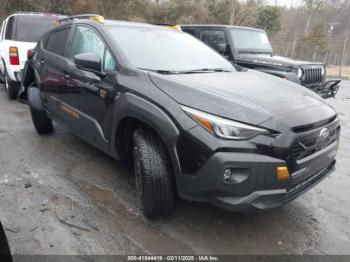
(106, 26), (234, 72)
(230, 28), (273, 53)
(15, 15), (62, 42)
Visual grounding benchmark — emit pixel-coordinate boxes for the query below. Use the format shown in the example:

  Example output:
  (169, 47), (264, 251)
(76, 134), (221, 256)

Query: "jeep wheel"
(5, 73), (19, 100)
(132, 128), (174, 217)
(28, 87), (53, 134)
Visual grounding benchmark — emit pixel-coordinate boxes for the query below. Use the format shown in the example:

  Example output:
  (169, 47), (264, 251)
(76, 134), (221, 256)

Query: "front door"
(63, 25), (118, 146)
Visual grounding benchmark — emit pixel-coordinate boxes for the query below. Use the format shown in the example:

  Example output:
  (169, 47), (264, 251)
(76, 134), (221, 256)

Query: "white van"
(0, 12), (65, 99)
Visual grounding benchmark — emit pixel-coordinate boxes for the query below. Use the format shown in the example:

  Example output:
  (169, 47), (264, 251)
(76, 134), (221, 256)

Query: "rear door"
(34, 25), (72, 115)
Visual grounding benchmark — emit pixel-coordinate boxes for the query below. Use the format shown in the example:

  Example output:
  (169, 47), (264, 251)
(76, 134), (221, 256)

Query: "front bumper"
(176, 143), (337, 213)
(307, 79), (341, 99)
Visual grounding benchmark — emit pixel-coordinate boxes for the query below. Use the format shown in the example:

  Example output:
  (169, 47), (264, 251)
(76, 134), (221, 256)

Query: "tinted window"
(200, 30), (227, 54)
(14, 15), (61, 42)
(182, 28), (198, 38)
(46, 27), (71, 56)
(70, 26), (116, 70)
(106, 26), (233, 72)
(5, 17), (15, 40)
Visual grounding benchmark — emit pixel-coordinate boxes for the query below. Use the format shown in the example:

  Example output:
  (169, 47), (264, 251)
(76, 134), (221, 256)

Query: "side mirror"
(74, 53), (102, 72)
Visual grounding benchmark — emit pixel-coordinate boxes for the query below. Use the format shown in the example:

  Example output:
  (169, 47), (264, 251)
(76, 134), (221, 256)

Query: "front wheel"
(28, 87), (53, 134)
(132, 128), (175, 218)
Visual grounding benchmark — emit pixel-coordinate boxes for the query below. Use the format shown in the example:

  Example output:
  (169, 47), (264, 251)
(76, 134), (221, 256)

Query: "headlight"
(182, 106), (272, 140)
(297, 68), (303, 79)
(321, 67), (325, 76)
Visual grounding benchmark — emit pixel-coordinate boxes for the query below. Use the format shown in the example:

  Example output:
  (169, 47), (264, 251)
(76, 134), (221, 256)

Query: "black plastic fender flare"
(111, 93), (182, 173)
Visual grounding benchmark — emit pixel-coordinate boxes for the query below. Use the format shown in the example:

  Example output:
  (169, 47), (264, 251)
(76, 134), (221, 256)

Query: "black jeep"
(181, 25), (340, 99)
(21, 15), (340, 217)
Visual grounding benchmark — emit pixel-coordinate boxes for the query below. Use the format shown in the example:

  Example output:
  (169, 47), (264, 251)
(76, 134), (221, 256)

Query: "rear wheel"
(5, 72), (19, 100)
(28, 87), (53, 134)
(132, 128), (175, 218)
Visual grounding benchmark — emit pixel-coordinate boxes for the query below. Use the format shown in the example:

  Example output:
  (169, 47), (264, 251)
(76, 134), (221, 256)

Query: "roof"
(181, 24), (265, 32)
(54, 14), (183, 32)
(61, 18), (180, 31)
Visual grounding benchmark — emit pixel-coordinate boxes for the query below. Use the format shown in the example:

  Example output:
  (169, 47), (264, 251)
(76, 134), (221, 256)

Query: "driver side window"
(200, 30), (227, 55)
(70, 26), (116, 70)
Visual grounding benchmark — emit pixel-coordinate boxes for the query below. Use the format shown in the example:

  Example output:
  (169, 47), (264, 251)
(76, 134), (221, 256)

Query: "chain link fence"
(272, 33), (350, 78)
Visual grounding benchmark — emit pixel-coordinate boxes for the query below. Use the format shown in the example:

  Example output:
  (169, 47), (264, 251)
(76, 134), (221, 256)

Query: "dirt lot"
(0, 81), (349, 256)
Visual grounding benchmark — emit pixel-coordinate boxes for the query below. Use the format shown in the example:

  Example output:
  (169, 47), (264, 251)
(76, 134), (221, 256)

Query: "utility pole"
(291, 35), (297, 58)
(339, 36), (349, 77)
(324, 22), (339, 65)
(229, 0), (235, 25)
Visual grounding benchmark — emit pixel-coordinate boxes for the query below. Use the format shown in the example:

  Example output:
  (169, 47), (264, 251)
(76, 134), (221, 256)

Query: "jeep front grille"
(302, 67), (323, 86)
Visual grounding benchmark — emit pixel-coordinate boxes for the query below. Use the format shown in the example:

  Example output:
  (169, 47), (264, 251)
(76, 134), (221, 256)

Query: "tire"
(28, 87), (53, 134)
(5, 72), (19, 100)
(132, 128), (175, 217)
(0, 71), (5, 83)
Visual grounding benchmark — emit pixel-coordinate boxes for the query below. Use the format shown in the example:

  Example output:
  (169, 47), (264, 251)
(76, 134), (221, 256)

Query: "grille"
(293, 127), (339, 160)
(302, 67), (323, 86)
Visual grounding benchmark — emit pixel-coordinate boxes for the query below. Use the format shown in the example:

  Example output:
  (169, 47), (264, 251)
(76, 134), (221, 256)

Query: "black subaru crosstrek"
(21, 15), (340, 217)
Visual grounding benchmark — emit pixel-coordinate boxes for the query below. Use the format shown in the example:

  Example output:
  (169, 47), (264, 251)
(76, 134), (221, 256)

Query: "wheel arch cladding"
(112, 93), (182, 173)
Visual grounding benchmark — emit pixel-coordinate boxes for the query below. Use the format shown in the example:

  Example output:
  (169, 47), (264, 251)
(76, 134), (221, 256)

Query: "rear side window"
(200, 30), (227, 54)
(14, 15), (59, 42)
(183, 28), (198, 38)
(5, 16), (15, 40)
(46, 27), (71, 56)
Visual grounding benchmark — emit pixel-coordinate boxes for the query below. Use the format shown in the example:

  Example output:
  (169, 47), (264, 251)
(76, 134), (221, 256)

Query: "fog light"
(224, 168), (232, 181)
(277, 167), (289, 181)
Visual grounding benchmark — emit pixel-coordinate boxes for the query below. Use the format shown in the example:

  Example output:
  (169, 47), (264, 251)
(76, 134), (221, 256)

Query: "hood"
(149, 69), (332, 127)
(236, 53), (323, 69)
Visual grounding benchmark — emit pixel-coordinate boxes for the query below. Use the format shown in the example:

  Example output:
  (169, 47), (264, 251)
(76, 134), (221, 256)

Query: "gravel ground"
(0, 81), (349, 256)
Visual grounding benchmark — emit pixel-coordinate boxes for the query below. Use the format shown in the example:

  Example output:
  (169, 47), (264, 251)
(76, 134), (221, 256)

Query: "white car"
(0, 12), (65, 99)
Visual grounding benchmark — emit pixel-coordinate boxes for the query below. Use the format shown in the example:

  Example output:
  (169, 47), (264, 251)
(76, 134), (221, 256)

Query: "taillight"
(27, 49), (34, 59)
(9, 47), (19, 65)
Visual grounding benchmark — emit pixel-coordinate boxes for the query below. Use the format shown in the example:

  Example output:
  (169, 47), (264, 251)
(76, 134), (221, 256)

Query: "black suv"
(21, 15), (340, 217)
(181, 25), (340, 99)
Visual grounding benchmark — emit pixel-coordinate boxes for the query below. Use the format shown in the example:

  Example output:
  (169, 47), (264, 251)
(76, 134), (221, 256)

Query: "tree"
(257, 6), (281, 36)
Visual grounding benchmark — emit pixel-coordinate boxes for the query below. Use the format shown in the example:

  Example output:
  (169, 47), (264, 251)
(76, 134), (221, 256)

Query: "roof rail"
(55, 14), (105, 25)
(154, 23), (182, 32)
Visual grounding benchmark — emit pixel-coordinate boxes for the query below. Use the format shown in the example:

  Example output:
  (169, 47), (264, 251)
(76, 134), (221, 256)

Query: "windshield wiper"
(137, 68), (181, 74)
(138, 68), (232, 75)
(179, 68), (232, 74)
